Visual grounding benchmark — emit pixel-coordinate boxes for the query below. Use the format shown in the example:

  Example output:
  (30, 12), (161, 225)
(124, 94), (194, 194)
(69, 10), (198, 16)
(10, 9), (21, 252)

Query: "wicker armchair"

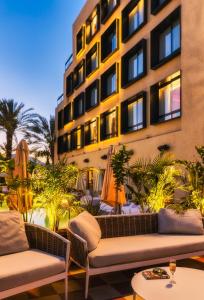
(68, 213), (204, 299)
(0, 223), (70, 300)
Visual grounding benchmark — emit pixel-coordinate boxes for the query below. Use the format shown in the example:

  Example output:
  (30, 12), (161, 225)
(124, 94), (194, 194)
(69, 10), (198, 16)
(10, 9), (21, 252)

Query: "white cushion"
(158, 208), (204, 235)
(69, 211), (101, 252)
(0, 211), (29, 256)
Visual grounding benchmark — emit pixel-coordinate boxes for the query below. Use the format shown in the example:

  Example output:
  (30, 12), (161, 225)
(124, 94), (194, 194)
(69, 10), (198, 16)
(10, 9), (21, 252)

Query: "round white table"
(131, 267), (204, 300)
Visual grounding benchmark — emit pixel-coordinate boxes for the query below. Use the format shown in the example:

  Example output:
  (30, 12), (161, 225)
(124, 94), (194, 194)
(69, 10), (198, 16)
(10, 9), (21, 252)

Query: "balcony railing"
(65, 54), (73, 71)
(57, 93), (64, 104)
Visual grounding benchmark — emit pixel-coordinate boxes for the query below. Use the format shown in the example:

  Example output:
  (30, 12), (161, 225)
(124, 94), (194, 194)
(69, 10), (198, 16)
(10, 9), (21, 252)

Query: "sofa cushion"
(158, 208), (204, 235)
(88, 234), (204, 268)
(69, 211), (101, 252)
(0, 211), (29, 256)
(0, 250), (65, 291)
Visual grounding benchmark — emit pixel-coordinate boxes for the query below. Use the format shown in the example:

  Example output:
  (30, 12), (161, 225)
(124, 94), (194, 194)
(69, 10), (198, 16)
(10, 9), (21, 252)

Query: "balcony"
(65, 53), (73, 71)
(57, 93), (64, 105)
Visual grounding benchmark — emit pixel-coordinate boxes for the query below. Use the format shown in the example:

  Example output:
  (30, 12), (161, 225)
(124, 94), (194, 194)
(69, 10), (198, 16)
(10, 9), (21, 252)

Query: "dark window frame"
(84, 118), (99, 146)
(74, 59), (85, 89)
(66, 72), (74, 97)
(101, 19), (119, 63)
(86, 4), (100, 44)
(121, 91), (146, 134)
(122, 0), (147, 43)
(85, 79), (100, 112)
(73, 92), (85, 120)
(101, 0), (120, 24)
(121, 39), (147, 88)
(150, 71), (181, 124)
(63, 133), (72, 153)
(57, 135), (64, 154)
(101, 63), (118, 101)
(151, 6), (181, 70)
(64, 103), (72, 125)
(100, 107), (118, 141)
(86, 43), (99, 77)
(58, 110), (64, 130)
(151, 0), (171, 15)
(71, 125), (84, 150)
(76, 26), (85, 55)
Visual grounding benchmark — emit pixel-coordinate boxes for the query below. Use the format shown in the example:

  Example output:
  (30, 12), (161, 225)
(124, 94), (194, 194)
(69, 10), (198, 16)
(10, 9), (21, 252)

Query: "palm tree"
(25, 115), (55, 165)
(0, 99), (39, 159)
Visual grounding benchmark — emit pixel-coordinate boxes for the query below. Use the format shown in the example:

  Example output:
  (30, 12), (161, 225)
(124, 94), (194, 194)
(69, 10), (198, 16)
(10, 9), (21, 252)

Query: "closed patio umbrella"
(101, 146), (126, 213)
(8, 139), (32, 220)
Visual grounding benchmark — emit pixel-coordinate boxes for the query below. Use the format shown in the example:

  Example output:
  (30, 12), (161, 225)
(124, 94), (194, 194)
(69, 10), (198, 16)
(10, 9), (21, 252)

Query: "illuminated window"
(101, 19), (119, 62)
(73, 93), (85, 119)
(101, 63), (118, 101)
(151, 7), (181, 69)
(122, 39), (146, 88)
(71, 126), (84, 150)
(76, 26), (85, 55)
(64, 133), (71, 152)
(86, 43), (99, 77)
(74, 60), (85, 89)
(151, 71), (181, 123)
(122, 0), (147, 43)
(151, 0), (171, 15)
(64, 103), (72, 125)
(100, 107), (118, 141)
(86, 5), (100, 44)
(85, 118), (98, 145)
(121, 92), (146, 134)
(66, 73), (73, 96)
(101, 0), (120, 24)
(85, 80), (99, 111)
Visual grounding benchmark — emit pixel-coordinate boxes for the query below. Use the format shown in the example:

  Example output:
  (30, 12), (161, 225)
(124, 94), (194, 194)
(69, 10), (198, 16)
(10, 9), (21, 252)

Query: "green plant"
(31, 160), (81, 231)
(111, 145), (133, 213)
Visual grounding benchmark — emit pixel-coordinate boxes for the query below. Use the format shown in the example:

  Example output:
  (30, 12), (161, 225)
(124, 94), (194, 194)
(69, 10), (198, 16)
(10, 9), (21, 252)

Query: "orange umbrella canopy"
(9, 139), (32, 214)
(101, 146), (126, 207)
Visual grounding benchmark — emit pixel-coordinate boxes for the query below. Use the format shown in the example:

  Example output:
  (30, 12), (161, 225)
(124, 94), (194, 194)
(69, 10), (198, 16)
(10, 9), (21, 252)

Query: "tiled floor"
(8, 257), (204, 300)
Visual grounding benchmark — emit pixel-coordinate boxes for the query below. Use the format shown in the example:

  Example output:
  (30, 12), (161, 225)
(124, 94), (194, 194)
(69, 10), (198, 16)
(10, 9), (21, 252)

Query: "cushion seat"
(88, 234), (204, 268)
(0, 250), (65, 291)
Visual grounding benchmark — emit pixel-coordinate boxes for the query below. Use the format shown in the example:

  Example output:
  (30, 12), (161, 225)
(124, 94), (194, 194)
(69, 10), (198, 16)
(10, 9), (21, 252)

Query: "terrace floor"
(7, 257), (204, 300)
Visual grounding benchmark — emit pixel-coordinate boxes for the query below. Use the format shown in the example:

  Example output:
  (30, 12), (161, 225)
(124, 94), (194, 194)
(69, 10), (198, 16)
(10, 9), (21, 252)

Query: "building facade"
(55, 0), (204, 172)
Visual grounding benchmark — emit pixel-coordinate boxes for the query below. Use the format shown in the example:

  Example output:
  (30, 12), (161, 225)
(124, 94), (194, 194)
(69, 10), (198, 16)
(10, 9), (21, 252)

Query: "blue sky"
(0, 0), (85, 119)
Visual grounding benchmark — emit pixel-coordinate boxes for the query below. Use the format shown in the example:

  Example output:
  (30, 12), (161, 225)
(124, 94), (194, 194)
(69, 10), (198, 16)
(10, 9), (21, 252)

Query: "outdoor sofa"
(0, 211), (70, 300)
(68, 210), (204, 299)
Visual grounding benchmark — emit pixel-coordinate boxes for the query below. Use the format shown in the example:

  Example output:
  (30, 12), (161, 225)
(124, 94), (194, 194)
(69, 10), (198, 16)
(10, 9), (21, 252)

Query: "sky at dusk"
(0, 0), (85, 120)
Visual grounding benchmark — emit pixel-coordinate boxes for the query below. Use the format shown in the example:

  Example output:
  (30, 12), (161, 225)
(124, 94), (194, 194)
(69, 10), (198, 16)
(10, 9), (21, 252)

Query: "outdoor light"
(157, 144), (170, 152)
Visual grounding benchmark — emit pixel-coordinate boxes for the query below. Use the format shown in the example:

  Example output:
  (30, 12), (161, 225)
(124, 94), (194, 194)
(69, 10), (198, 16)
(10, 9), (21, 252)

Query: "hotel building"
(55, 0), (204, 178)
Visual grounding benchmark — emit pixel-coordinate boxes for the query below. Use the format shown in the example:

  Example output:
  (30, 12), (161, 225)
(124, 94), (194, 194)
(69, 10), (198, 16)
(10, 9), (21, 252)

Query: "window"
(101, 19), (119, 62)
(66, 73), (73, 96)
(151, 7), (181, 69)
(121, 39), (147, 88)
(57, 136), (64, 154)
(100, 107), (118, 141)
(58, 110), (64, 130)
(71, 126), (84, 150)
(73, 93), (84, 119)
(64, 103), (72, 125)
(63, 133), (72, 152)
(84, 118), (98, 145)
(101, 0), (120, 24)
(74, 60), (85, 89)
(122, 0), (147, 43)
(151, 70), (181, 123)
(76, 26), (85, 55)
(86, 5), (100, 44)
(101, 63), (118, 101)
(151, 0), (171, 15)
(86, 43), (99, 77)
(85, 80), (99, 111)
(121, 92), (146, 134)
